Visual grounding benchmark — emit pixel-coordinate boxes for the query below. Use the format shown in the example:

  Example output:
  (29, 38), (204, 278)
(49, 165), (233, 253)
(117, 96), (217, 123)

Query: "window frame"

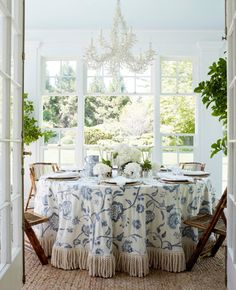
(159, 56), (197, 166)
(0, 0), (23, 277)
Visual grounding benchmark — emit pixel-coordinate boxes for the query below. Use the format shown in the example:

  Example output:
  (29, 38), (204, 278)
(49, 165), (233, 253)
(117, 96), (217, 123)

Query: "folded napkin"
(102, 176), (138, 186)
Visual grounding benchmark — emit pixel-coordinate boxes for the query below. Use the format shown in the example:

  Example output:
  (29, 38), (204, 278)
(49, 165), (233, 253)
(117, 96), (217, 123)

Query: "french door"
(227, 0), (236, 289)
(0, 0), (24, 289)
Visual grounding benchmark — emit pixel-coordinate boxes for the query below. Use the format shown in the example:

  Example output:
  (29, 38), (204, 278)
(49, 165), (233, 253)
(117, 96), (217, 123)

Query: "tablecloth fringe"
(50, 246), (186, 276)
(147, 248), (186, 272)
(51, 247), (89, 270)
(116, 252), (149, 277)
(88, 254), (116, 278)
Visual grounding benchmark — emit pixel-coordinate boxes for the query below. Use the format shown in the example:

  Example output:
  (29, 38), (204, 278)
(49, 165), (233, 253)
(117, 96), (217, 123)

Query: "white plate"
(182, 171), (210, 177)
(46, 172), (80, 179)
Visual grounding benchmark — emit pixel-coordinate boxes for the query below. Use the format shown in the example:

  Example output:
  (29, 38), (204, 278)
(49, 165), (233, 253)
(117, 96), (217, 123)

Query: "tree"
(194, 58), (227, 157)
(160, 96), (195, 134)
(85, 95), (130, 127)
(43, 95), (78, 128)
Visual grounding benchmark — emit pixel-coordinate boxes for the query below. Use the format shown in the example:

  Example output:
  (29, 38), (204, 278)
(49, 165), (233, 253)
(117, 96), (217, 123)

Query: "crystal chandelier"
(84, 0), (156, 76)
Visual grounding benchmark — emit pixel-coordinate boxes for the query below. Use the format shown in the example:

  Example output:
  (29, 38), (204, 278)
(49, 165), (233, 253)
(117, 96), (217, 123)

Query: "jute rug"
(22, 247), (226, 290)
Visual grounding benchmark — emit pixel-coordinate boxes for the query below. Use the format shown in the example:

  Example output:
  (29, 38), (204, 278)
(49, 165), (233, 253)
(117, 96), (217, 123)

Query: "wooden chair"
(184, 188), (227, 270)
(25, 162), (59, 211)
(24, 211), (49, 265)
(179, 162), (206, 171)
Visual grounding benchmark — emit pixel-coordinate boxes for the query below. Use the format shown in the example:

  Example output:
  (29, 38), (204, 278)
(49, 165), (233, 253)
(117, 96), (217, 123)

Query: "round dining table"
(34, 175), (215, 278)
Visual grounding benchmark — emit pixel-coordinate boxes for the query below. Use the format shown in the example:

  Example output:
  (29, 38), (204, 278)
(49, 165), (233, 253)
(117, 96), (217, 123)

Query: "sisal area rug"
(22, 247), (226, 290)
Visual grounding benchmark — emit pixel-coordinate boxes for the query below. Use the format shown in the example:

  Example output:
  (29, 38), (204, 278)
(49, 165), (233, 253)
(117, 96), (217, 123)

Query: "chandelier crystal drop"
(84, 0), (156, 76)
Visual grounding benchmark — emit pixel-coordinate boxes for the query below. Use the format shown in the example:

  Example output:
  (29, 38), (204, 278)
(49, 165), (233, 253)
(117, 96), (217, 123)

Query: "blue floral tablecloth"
(34, 177), (215, 277)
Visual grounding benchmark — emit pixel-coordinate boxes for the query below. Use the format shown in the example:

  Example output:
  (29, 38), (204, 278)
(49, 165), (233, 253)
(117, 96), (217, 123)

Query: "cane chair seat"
(179, 162), (205, 171)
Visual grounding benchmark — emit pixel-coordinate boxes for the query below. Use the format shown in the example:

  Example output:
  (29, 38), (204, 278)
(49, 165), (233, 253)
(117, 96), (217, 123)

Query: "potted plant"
(194, 58), (227, 157)
(24, 93), (54, 154)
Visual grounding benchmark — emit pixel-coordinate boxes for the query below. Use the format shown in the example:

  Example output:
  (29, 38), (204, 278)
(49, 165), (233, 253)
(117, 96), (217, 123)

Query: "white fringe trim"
(88, 254), (116, 278)
(148, 248), (186, 272)
(51, 247), (88, 270)
(50, 247), (187, 277)
(116, 252), (149, 277)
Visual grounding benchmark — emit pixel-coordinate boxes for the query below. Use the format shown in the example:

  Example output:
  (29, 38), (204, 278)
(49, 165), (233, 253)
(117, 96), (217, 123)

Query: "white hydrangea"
(114, 144), (141, 167)
(124, 162), (141, 178)
(93, 163), (112, 176)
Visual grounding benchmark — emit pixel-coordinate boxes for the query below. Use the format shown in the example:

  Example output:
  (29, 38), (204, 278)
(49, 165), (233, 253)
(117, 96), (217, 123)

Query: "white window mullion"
(153, 56), (161, 164)
(77, 58), (85, 169)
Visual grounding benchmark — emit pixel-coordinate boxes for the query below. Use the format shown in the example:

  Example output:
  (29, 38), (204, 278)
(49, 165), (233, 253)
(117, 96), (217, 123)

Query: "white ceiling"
(26, 0), (224, 31)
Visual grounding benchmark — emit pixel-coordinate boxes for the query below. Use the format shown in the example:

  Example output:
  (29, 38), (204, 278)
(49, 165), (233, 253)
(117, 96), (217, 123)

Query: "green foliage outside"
(85, 95), (130, 127)
(43, 95), (78, 128)
(84, 127), (113, 145)
(194, 58), (227, 157)
(24, 93), (54, 145)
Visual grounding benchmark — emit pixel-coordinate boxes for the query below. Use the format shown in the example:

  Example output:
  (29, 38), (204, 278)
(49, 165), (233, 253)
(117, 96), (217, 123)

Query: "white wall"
(24, 29), (225, 196)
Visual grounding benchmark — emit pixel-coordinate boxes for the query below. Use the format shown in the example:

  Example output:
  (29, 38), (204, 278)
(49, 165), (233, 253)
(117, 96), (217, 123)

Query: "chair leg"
(25, 185), (33, 211)
(186, 231), (213, 271)
(210, 235), (226, 257)
(24, 219), (48, 265)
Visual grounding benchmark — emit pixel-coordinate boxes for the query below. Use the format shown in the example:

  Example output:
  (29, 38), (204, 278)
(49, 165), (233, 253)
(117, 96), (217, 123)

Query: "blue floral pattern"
(34, 177), (215, 273)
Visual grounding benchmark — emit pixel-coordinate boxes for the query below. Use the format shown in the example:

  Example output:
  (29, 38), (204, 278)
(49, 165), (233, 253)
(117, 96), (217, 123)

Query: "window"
(41, 60), (78, 168)
(85, 66), (153, 158)
(160, 58), (195, 166)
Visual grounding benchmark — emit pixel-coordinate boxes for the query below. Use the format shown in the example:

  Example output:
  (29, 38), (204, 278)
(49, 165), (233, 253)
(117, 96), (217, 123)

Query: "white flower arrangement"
(113, 144), (141, 167)
(93, 163), (112, 177)
(123, 162), (141, 178)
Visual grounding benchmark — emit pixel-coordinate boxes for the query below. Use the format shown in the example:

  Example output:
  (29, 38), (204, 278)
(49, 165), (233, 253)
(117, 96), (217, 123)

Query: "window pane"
(123, 77), (135, 93)
(178, 61), (192, 79)
(87, 77), (105, 94)
(160, 96), (195, 134)
(179, 151), (194, 163)
(177, 135), (194, 146)
(60, 76), (76, 93)
(162, 150), (178, 166)
(136, 77), (151, 93)
(177, 77), (192, 94)
(161, 77), (177, 94)
(162, 135), (177, 147)
(161, 60), (177, 77)
(45, 77), (61, 94)
(85, 95), (154, 147)
(44, 131), (59, 145)
(61, 149), (75, 165)
(43, 148), (59, 163)
(46, 61), (60, 77)
(42, 96), (78, 128)
(61, 130), (76, 145)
